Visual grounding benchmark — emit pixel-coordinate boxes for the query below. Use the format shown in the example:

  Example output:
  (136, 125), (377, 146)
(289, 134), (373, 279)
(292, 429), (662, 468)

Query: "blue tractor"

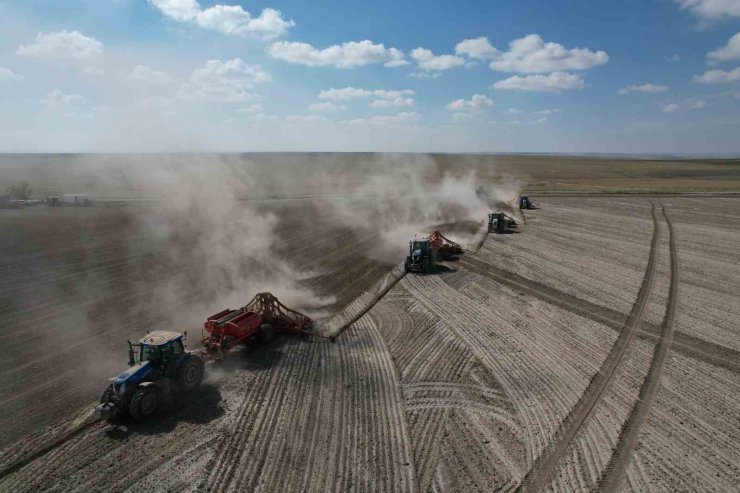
(404, 238), (435, 273)
(97, 331), (204, 421)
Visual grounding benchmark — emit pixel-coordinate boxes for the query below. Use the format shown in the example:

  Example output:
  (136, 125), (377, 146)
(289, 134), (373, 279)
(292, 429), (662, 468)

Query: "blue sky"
(0, 0), (739, 153)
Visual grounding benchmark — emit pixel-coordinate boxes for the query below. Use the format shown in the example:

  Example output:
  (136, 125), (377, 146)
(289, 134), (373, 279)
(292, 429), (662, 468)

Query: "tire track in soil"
(516, 201), (661, 493)
(0, 413), (102, 481)
(320, 264), (407, 338)
(597, 202), (680, 492)
(459, 254), (739, 374)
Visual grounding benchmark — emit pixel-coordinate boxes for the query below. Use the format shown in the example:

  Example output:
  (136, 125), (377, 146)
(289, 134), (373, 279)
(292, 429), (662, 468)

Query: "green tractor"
(97, 331), (204, 421)
(404, 238), (436, 273)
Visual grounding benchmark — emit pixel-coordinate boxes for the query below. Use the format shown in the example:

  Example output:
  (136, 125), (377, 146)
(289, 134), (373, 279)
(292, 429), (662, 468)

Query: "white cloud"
(534, 117), (548, 124)
(149, 0), (199, 21)
(308, 102), (346, 112)
(693, 67), (740, 83)
(663, 100), (707, 112)
(455, 37), (499, 60)
(370, 97), (415, 108)
(138, 96), (174, 109)
(669, 54), (681, 62)
(286, 115), (327, 124)
(127, 65), (171, 86)
(17, 31), (103, 60)
(40, 90), (86, 108)
(179, 58), (270, 102)
(341, 112), (421, 126)
(492, 72), (586, 92)
(535, 108), (561, 115)
(675, 0), (740, 19)
(410, 47), (464, 71)
(236, 103), (264, 114)
(487, 34), (607, 73)
(446, 94), (493, 112)
(268, 40), (406, 68)
(663, 103), (681, 113)
(369, 111), (420, 123)
(318, 87), (414, 101)
(409, 71), (442, 79)
(149, 0), (294, 39)
(451, 112), (475, 121)
(707, 32), (740, 65)
(507, 108), (523, 114)
(0, 67), (24, 82)
(618, 83), (669, 95)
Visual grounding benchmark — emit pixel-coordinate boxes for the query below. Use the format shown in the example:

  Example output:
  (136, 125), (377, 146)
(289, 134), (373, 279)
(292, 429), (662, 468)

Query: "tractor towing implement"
(201, 292), (329, 360)
(488, 212), (518, 233)
(405, 231), (464, 273)
(518, 195), (533, 209)
(97, 331), (204, 422)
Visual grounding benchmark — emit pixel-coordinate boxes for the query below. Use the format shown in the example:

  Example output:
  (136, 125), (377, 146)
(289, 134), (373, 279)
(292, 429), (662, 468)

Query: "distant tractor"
(519, 196), (532, 209)
(488, 212), (517, 233)
(97, 331), (204, 422)
(404, 231), (463, 273)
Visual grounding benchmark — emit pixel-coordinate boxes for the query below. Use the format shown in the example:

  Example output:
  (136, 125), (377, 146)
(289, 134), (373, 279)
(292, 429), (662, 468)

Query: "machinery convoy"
(97, 293), (321, 422)
(98, 198), (535, 422)
(405, 230), (464, 273)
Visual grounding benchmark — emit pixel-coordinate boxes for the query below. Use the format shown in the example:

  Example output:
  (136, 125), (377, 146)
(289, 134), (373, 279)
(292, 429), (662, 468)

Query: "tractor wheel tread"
(177, 355), (204, 392)
(129, 387), (159, 421)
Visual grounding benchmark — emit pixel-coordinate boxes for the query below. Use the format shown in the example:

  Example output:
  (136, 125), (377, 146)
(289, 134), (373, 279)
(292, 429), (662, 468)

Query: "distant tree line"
(6, 181), (32, 200)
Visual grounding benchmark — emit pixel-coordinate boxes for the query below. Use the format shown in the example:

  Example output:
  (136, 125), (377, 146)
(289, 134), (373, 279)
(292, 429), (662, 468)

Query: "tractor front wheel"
(177, 355), (204, 392)
(129, 387), (159, 421)
(99, 384), (115, 404)
(258, 324), (275, 344)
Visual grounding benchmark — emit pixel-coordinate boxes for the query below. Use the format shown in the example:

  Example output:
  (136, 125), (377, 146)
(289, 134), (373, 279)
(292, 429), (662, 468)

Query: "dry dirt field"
(1, 154), (739, 492)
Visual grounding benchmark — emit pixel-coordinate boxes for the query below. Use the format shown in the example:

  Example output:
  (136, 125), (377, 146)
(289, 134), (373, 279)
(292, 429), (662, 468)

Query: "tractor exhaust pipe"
(127, 341), (135, 366)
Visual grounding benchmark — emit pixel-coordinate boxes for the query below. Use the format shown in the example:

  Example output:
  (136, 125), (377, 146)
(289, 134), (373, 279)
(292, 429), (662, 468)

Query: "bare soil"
(1, 157), (739, 491)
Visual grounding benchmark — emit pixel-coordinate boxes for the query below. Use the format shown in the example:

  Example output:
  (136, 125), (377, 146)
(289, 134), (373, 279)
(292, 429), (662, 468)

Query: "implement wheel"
(258, 324), (275, 344)
(129, 387), (159, 421)
(177, 355), (204, 392)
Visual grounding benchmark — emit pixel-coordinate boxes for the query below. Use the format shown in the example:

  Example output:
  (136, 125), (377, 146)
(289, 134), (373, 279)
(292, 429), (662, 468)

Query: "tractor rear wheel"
(177, 355), (204, 392)
(258, 324), (275, 344)
(129, 387), (159, 421)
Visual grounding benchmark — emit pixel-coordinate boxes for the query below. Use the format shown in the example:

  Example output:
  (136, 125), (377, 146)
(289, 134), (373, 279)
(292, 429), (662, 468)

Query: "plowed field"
(1, 194), (739, 492)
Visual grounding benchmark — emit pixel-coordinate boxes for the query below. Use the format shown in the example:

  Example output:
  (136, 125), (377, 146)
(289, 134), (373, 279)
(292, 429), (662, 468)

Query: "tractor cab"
(405, 238), (435, 273)
(410, 239), (430, 260)
(139, 331), (184, 360)
(519, 196), (531, 209)
(128, 331), (185, 366)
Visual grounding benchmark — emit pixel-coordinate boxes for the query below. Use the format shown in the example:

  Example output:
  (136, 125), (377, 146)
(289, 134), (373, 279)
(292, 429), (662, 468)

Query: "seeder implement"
(201, 292), (330, 360)
(428, 230), (464, 256)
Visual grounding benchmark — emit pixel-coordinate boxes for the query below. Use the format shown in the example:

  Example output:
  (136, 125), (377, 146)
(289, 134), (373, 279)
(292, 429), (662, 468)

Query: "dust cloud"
(18, 153), (524, 339)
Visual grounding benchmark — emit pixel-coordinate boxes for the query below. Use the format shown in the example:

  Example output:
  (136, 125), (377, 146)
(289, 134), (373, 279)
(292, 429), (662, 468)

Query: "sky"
(0, 0), (739, 154)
